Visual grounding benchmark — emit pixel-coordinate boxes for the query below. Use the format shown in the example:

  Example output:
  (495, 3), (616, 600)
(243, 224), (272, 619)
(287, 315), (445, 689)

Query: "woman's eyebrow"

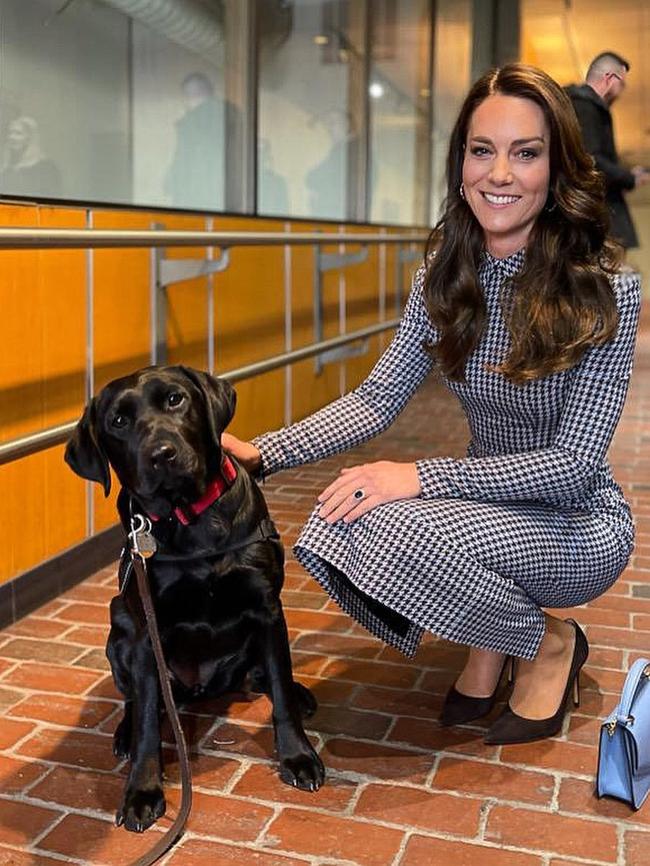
(511, 136), (545, 146)
(469, 135), (545, 146)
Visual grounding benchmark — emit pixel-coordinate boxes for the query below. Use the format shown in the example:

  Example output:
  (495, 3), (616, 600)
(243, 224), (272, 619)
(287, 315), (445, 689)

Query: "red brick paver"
(2, 313), (650, 865)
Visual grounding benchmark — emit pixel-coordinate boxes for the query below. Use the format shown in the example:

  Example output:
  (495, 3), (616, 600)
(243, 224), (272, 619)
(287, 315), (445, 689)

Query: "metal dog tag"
(134, 529), (158, 558)
(129, 514), (158, 559)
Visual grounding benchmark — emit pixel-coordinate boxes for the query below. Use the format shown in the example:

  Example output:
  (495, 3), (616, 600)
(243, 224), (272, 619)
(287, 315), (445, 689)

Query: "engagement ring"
(353, 488), (365, 501)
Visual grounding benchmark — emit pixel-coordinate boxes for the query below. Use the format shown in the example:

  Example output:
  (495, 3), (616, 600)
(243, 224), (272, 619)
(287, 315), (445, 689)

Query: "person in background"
(567, 52), (649, 250)
(224, 64), (641, 745)
(259, 138), (289, 215)
(164, 72), (224, 211)
(0, 116), (61, 198)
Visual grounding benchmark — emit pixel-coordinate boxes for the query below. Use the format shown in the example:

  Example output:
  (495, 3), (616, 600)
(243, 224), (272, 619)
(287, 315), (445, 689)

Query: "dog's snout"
(150, 444), (177, 469)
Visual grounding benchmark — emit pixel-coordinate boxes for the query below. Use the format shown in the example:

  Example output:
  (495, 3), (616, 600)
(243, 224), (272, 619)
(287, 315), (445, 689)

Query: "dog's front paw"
(279, 748), (325, 792)
(116, 786), (166, 832)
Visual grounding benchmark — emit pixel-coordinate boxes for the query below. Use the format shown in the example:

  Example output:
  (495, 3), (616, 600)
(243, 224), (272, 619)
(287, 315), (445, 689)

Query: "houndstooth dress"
(253, 249), (641, 659)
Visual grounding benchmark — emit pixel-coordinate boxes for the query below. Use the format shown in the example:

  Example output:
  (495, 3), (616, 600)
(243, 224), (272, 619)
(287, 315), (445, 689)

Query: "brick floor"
(3, 315), (650, 865)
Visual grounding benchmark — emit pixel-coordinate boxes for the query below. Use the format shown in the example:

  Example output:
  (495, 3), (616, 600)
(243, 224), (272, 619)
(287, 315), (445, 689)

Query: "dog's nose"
(150, 444), (177, 469)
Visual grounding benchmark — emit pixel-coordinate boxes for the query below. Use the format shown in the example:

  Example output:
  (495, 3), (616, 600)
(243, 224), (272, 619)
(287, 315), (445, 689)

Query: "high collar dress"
(253, 250), (641, 659)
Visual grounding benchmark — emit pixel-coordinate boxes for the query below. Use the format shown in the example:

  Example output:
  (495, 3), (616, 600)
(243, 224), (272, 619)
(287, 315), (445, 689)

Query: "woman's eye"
(168, 392), (184, 408)
(470, 146), (490, 157)
(518, 149), (539, 160)
(112, 414), (128, 429)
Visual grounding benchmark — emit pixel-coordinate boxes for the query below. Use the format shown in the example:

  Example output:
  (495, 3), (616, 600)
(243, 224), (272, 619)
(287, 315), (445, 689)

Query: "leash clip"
(129, 513), (158, 560)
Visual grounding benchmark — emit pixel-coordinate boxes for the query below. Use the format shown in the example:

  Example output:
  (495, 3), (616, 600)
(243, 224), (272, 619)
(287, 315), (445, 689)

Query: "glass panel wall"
(130, 4), (227, 212)
(368, 0), (432, 225)
(257, 0), (361, 221)
(0, 0), (229, 212)
(0, 0), (131, 203)
(430, 0), (472, 223)
(0, 0), (476, 225)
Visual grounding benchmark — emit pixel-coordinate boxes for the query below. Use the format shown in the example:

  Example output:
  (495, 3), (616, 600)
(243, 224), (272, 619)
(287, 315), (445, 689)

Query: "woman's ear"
(64, 398), (111, 496)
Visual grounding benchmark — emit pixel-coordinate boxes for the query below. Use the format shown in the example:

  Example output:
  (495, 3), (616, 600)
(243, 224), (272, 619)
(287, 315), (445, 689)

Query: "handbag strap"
(616, 657), (650, 723)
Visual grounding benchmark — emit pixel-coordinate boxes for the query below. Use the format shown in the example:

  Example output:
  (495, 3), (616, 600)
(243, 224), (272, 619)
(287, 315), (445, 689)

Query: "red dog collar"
(149, 456), (237, 525)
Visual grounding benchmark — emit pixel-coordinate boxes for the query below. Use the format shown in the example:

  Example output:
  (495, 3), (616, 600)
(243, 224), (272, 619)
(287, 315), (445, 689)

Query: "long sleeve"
(416, 273), (641, 507)
(253, 265), (435, 476)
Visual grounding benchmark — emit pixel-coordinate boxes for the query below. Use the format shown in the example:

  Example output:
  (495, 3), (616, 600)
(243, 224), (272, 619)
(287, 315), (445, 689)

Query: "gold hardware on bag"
(607, 720), (617, 737)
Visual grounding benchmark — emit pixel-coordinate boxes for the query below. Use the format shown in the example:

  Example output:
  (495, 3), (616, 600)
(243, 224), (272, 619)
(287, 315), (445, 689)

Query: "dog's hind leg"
(293, 681), (318, 718)
(249, 665), (317, 719)
(107, 597), (136, 759)
(112, 701), (133, 759)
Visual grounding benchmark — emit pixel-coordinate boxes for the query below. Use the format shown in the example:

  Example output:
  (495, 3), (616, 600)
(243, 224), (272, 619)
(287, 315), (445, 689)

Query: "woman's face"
(462, 93), (551, 258)
(8, 120), (29, 154)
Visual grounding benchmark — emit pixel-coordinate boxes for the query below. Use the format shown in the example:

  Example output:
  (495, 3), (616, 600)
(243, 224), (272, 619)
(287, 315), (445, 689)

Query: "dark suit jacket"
(566, 83), (638, 248)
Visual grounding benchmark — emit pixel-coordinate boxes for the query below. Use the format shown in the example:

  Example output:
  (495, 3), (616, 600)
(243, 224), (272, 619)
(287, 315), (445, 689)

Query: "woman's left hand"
(317, 461), (421, 524)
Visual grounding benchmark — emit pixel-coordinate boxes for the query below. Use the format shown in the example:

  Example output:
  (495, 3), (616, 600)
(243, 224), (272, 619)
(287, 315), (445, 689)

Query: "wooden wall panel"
(0, 205), (421, 586)
(91, 210), (153, 531)
(0, 204), (87, 581)
(211, 217), (287, 441)
(290, 224), (343, 423)
(343, 225), (383, 391)
(160, 213), (210, 371)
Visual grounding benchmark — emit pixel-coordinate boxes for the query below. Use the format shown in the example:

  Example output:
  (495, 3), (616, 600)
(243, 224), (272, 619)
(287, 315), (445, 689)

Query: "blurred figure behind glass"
(164, 72), (224, 212)
(0, 116), (61, 198)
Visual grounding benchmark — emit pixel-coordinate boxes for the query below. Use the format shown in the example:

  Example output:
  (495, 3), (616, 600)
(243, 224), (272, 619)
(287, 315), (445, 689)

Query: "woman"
(0, 116), (61, 198)
(224, 64), (641, 745)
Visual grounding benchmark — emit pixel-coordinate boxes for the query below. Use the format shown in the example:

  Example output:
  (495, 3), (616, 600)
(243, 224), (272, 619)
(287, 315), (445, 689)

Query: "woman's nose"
(488, 155), (513, 185)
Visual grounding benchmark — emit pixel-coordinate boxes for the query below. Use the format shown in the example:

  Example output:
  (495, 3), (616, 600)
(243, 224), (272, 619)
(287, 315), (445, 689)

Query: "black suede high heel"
(484, 619), (588, 745)
(439, 655), (515, 727)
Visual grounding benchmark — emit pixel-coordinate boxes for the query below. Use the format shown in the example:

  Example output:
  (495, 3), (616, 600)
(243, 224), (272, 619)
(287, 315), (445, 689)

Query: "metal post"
(313, 240), (323, 371)
(85, 209), (95, 538)
(206, 216), (215, 374)
(224, 0), (257, 213)
(313, 238), (370, 374)
(151, 222), (168, 365)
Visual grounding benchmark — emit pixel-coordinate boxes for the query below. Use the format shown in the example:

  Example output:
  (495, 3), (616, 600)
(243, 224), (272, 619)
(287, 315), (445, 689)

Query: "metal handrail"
(0, 226), (426, 467)
(0, 318), (400, 466)
(0, 228), (428, 249)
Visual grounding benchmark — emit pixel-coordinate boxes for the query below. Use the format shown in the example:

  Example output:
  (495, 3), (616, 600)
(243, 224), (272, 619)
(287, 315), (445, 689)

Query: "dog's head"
(65, 365), (236, 516)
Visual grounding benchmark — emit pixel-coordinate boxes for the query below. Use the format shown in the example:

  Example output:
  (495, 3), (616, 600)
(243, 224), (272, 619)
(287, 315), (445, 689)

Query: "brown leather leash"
(120, 508), (279, 864)
(126, 546), (192, 866)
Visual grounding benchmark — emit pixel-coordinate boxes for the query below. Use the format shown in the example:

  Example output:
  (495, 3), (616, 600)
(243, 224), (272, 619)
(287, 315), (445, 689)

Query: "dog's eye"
(111, 414), (128, 429)
(167, 392), (184, 408)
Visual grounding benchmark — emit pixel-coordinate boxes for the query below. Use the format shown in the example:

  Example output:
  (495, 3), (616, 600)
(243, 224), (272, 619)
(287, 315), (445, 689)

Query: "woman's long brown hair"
(425, 63), (621, 384)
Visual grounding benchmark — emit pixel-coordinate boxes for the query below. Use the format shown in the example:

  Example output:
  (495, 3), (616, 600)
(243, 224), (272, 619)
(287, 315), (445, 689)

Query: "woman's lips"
(480, 191), (522, 207)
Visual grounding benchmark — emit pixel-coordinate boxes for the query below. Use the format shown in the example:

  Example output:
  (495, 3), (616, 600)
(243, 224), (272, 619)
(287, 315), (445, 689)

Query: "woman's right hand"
(221, 432), (262, 475)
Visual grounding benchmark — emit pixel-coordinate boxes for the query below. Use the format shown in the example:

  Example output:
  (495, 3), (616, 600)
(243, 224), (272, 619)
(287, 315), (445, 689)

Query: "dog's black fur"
(65, 365), (324, 832)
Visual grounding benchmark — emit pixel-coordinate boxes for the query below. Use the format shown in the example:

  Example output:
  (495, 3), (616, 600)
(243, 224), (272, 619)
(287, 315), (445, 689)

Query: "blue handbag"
(597, 657), (650, 810)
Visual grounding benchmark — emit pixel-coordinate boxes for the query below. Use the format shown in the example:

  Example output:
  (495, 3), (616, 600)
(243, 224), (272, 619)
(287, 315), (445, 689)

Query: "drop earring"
(459, 183), (465, 200)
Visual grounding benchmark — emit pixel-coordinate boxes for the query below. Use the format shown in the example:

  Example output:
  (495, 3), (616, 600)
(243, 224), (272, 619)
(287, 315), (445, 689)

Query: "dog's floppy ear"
(180, 366), (237, 448)
(64, 398), (111, 497)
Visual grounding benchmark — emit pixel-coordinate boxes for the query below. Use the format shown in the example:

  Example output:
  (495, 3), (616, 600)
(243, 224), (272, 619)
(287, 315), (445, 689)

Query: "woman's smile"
(480, 191), (522, 207)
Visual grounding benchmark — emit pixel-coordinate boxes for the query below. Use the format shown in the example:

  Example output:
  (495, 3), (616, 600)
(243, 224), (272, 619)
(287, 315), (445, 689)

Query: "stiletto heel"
(485, 620), (588, 745)
(440, 654), (513, 727)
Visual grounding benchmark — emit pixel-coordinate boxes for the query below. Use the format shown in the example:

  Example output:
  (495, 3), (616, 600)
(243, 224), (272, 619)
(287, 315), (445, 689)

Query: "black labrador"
(65, 365), (324, 832)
